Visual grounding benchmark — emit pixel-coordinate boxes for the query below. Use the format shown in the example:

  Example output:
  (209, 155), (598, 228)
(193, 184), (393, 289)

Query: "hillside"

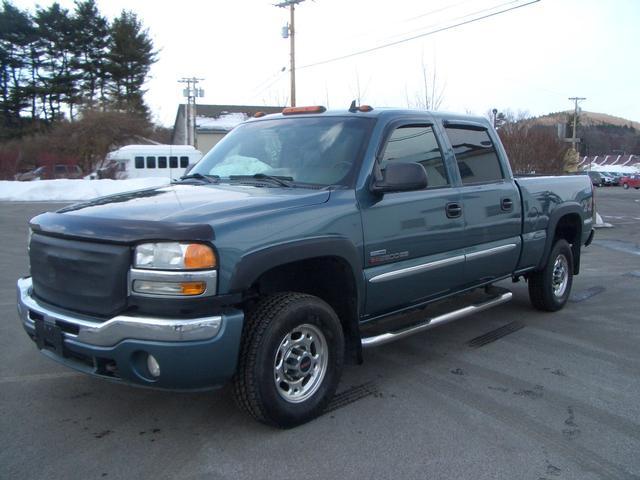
(531, 111), (639, 156)
(535, 111), (640, 130)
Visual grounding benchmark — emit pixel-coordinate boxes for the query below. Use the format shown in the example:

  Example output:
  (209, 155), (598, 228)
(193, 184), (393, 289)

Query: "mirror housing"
(371, 162), (428, 193)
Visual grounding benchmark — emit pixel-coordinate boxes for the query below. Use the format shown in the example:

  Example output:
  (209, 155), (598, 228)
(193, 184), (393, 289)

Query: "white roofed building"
(172, 104), (283, 154)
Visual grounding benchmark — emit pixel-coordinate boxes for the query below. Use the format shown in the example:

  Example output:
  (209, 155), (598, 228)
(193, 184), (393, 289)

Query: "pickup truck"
(17, 106), (595, 428)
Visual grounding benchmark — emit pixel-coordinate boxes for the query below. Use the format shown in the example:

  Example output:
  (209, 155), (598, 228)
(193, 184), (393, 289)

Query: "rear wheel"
(623, 183), (629, 189)
(528, 239), (573, 312)
(233, 292), (344, 428)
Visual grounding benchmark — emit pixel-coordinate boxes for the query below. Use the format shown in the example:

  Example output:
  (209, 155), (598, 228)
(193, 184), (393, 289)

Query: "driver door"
(361, 123), (465, 316)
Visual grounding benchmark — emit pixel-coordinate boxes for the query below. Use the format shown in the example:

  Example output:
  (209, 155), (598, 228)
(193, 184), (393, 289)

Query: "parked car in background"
(606, 172), (624, 185)
(15, 164), (83, 181)
(586, 171), (604, 187)
(620, 174), (640, 189)
(599, 172), (617, 186)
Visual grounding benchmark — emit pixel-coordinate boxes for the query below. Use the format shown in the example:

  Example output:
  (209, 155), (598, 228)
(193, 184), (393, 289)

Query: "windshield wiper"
(177, 173), (219, 184)
(229, 173), (294, 187)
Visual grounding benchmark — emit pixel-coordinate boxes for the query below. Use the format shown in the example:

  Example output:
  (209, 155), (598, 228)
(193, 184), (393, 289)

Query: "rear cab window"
(444, 125), (504, 185)
(381, 124), (449, 189)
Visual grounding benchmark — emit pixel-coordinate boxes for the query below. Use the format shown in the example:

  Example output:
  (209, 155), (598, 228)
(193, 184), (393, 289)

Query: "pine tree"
(34, 3), (81, 121)
(107, 10), (156, 119)
(0, 1), (33, 133)
(73, 0), (109, 109)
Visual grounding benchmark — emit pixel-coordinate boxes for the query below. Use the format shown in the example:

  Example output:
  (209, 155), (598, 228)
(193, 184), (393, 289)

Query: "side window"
(381, 125), (449, 188)
(180, 156), (189, 168)
(444, 126), (503, 185)
(146, 156), (156, 169)
(158, 156), (167, 168)
(169, 156), (178, 168)
(135, 156), (144, 169)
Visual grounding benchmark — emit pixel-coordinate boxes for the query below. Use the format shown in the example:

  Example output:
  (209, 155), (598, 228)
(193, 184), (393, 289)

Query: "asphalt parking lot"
(1, 187), (639, 480)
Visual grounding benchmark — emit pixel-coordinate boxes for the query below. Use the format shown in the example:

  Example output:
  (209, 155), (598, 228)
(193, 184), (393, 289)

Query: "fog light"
(147, 354), (161, 378)
(133, 280), (206, 296)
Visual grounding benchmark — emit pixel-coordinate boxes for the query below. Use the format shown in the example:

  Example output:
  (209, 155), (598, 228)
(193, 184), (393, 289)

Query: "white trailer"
(100, 145), (203, 180)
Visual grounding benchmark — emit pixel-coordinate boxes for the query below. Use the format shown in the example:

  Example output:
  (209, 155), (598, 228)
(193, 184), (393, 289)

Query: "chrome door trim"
(369, 255), (465, 284)
(465, 243), (517, 260)
(368, 243), (518, 284)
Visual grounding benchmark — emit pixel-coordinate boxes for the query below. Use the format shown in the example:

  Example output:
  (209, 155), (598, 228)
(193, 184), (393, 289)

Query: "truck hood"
(30, 183), (331, 243)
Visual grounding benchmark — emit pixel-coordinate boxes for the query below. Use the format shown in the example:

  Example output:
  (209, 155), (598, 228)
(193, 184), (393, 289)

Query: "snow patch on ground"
(0, 178), (170, 202)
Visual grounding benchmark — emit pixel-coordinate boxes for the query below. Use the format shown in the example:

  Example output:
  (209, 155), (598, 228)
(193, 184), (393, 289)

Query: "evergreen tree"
(107, 11), (156, 119)
(34, 3), (81, 121)
(73, 0), (109, 109)
(0, 1), (33, 133)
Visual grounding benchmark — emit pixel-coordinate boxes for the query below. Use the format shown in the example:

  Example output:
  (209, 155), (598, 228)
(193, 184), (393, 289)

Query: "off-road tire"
(233, 292), (344, 428)
(528, 239), (574, 312)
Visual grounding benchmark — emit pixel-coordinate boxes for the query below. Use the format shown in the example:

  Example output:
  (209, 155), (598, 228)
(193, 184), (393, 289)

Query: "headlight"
(134, 242), (216, 270)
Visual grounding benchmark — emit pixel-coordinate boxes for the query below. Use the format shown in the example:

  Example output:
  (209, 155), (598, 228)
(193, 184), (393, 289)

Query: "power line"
(298, 0), (540, 70)
(380, 0), (524, 45)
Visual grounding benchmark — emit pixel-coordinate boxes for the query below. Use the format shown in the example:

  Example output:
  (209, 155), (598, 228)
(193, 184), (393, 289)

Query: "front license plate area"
(34, 319), (65, 356)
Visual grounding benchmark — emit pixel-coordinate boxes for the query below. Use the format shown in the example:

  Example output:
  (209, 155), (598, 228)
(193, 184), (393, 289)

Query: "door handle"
(501, 198), (513, 211)
(446, 202), (462, 218)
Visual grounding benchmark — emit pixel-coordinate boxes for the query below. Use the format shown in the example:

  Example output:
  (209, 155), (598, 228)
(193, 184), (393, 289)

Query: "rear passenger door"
(362, 122), (465, 316)
(442, 123), (522, 286)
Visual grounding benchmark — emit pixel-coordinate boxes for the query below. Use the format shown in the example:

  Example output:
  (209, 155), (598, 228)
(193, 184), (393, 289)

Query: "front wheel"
(528, 239), (574, 312)
(623, 183), (629, 189)
(233, 292), (344, 428)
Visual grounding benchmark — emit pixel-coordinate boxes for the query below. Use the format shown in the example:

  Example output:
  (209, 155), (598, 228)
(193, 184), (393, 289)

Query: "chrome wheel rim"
(273, 323), (328, 403)
(552, 254), (569, 297)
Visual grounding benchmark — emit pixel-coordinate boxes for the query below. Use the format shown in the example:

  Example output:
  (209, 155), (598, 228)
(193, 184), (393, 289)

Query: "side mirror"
(371, 162), (428, 193)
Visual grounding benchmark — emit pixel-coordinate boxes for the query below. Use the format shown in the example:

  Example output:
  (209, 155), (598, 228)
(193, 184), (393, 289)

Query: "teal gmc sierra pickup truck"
(17, 105), (595, 427)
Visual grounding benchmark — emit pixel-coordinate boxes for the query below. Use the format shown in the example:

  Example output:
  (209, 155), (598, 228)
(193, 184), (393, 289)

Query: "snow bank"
(587, 163), (640, 174)
(0, 178), (170, 202)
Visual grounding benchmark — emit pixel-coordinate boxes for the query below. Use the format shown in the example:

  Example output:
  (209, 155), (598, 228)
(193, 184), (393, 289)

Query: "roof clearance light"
(358, 105), (373, 112)
(253, 111), (266, 118)
(282, 106), (326, 115)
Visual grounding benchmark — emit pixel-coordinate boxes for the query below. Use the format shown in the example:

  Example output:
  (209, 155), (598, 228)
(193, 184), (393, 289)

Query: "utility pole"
(179, 77), (204, 147)
(276, 0), (306, 107)
(568, 96), (586, 155)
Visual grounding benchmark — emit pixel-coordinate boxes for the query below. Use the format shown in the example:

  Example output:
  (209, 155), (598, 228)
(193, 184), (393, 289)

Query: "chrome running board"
(361, 291), (513, 348)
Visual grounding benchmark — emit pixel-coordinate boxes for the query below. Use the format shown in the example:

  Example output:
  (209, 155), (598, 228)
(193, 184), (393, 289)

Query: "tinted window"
(135, 156), (144, 169)
(55, 165), (66, 174)
(158, 156), (167, 168)
(146, 156), (156, 169)
(180, 156), (189, 168)
(169, 156), (178, 168)
(381, 125), (448, 188)
(444, 126), (503, 184)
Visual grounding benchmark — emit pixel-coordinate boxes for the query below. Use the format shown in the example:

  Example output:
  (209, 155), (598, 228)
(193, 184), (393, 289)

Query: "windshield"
(192, 117), (374, 186)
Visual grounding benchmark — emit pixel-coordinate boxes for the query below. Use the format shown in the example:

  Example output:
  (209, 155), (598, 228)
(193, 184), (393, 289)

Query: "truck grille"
(29, 233), (131, 317)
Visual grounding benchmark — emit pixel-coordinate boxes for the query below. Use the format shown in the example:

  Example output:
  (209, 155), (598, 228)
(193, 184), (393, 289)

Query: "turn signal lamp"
(132, 280), (206, 296)
(282, 105), (326, 115)
(184, 244), (216, 269)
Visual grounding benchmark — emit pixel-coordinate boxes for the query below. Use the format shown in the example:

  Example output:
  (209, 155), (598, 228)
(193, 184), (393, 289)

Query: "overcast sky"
(12, 0), (640, 126)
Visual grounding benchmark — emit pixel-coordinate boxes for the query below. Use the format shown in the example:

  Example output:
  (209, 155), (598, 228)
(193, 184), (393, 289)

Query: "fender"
(537, 203), (584, 272)
(229, 236), (365, 363)
(229, 236), (364, 309)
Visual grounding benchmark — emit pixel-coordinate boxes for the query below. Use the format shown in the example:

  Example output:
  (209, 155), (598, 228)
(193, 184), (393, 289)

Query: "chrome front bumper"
(17, 277), (223, 347)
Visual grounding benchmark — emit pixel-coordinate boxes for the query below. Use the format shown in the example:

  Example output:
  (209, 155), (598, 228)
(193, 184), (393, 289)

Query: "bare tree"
(412, 55), (445, 111)
(496, 111), (570, 174)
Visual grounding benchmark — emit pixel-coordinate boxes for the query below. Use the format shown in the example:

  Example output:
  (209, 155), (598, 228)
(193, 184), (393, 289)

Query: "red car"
(620, 174), (640, 189)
